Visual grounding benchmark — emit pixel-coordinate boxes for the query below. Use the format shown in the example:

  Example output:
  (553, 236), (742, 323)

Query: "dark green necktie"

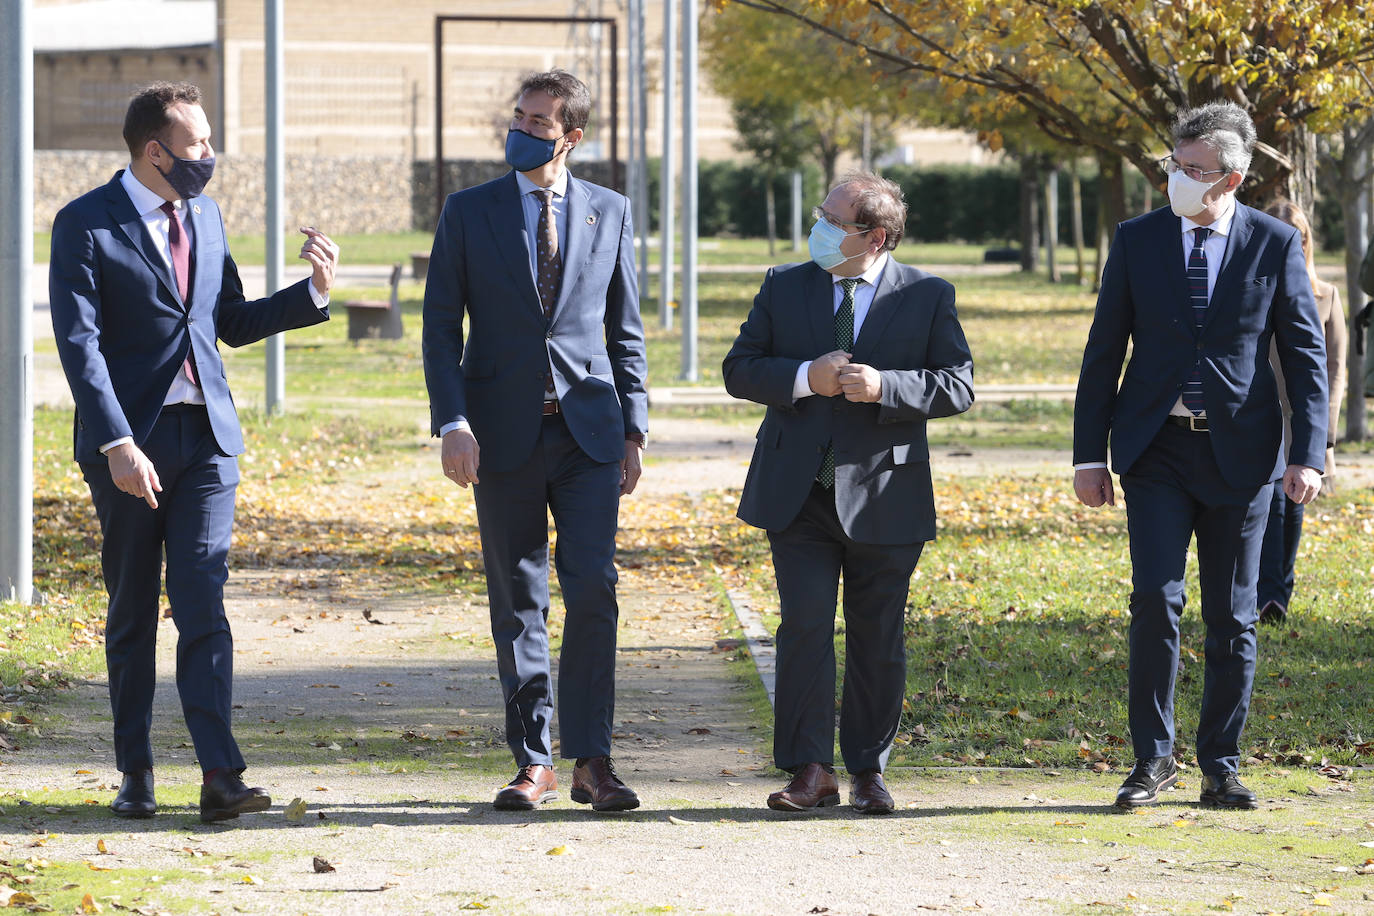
(819, 278), (860, 489)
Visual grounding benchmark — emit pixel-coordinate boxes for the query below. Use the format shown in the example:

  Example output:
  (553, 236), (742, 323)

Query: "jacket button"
(546, 331), (553, 340)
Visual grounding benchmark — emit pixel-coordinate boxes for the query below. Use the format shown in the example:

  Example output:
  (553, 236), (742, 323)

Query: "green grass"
(727, 474), (1374, 771)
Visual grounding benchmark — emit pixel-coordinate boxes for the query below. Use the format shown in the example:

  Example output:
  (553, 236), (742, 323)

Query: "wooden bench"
(410, 252), (430, 281)
(344, 263), (404, 341)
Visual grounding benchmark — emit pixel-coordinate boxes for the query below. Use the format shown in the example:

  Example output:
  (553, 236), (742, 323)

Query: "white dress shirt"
(101, 167), (328, 454)
(1073, 200), (1235, 471)
(791, 252), (890, 400)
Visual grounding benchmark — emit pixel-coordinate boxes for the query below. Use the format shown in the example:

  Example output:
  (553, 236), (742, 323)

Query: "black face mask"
(155, 140), (216, 199)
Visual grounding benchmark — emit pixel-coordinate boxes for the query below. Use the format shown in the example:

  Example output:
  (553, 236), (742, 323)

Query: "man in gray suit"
(423, 69), (648, 812)
(724, 173), (974, 813)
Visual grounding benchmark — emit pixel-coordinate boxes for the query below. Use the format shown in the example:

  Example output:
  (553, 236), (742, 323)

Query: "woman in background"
(1258, 199), (1346, 625)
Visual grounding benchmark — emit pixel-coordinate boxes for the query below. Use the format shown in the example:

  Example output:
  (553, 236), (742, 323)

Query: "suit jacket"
(49, 172), (327, 463)
(1073, 203), (1328, 488)
(723, 258), (975, 545)
(422, 171), (648, 471)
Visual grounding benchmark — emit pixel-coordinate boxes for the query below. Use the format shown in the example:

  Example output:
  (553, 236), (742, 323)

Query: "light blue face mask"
(808, 217), (868, 271)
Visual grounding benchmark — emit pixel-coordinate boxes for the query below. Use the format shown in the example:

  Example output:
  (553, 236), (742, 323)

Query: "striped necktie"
(1180, 226), (1211, 416)
(818, 278), (860, 489)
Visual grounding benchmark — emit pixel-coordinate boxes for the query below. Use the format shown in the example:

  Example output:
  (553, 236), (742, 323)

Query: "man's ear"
(1225, 170), (1244, 193)
(869, 227), (887, 253)
(563, 126), (584, 152)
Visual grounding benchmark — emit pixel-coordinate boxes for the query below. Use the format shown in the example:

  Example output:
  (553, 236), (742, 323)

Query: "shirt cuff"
(99, 436), (134, 455)
(626, 433), (646, 450)
(792, 361), (815, 401)
(439, 420), (471, 437)
(307, 279), (329, 309)
(1073, 462), (1108, 471)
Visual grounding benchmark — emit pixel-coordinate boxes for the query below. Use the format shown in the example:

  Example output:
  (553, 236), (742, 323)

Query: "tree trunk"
(1343, 142), (1371, 442)
(1097, 152), (1127, 247)
(1274, 126), (1319, 213)
(765, 177), (777, 258)
(1044, 165), (1060, 283)
(1019, 155), (1041, 273)
(1070, 161), (1086, 286)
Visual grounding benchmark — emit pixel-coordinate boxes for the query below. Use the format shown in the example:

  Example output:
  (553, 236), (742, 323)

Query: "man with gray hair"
(1073, 101), (1327, 809)
(724, 172), (974, 812)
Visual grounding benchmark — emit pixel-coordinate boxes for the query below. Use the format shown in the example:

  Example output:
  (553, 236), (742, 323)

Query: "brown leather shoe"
(767, 762), (840, 811)
(850, 769), (894, 814)
(493, 765), (558, 811)
(571, 756), (640, 811)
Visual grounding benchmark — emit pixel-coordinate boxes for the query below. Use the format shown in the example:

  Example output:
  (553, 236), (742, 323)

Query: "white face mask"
(1167, 169), (1227, 218)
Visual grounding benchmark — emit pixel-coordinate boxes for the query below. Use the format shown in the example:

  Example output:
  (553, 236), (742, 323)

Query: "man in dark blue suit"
(724, 174), (974, 813)
(1073, 102), (1327, 809)
(423, 70), (648, 812)
(49, 82), (338, 822)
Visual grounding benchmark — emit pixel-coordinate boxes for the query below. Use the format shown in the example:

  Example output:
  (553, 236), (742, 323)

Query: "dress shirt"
(1074, 199), (1235, 471)
(791, 252), (890, 400)
(100, 167), (328, 454)
(440, 169), (572, 439)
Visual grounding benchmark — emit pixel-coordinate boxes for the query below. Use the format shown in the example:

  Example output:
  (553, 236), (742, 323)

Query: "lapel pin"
(586, 215), (597, 225)
(192, 204), (202, 214)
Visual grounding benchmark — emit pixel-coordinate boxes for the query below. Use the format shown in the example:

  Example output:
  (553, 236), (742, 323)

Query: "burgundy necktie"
(160, 202), (198, 386)
(534, 189), (561, 397)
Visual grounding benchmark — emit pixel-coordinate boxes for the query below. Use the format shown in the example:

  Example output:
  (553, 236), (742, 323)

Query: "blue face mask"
(155, 140), (215, 199)
(505, 128), (568, 173)
(808, 217), (868, 271)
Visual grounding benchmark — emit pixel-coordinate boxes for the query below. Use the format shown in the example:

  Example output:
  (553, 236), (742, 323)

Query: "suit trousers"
(472, 413), (623, 766)
(81, 405), (244, 775)
(767, 482), (923, 774)
(1119, 423), (1269, 775)
(1257, 480), (1304, 611)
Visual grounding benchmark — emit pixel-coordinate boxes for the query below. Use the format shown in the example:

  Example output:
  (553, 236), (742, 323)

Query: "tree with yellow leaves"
(718, 0), (1374, 211)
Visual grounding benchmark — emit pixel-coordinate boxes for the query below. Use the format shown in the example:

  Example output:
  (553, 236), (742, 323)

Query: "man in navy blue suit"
(1073, 102), (1327, 810)
(423, 70), (648, 812)
(49, 82), (339, 822)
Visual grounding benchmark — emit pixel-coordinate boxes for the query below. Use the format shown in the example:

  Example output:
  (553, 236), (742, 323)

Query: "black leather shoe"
(1258, 601), (1287, 625)
(111, 770), (156, 819)
(1199, 772), (1258, 809)
(199, 771), (271, 823)
(1114, 756), (1178, 808)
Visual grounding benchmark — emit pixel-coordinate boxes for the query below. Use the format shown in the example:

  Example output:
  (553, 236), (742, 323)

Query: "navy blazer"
(49, 172), (328, 463)
(1073, 203), (1328, 488)
(723, 258), (975, 545)
(422, 171), (648, 471)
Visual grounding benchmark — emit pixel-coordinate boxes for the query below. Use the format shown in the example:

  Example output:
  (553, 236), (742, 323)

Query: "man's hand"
(807, 350), (851, 397)
(298, 226), (340, 295)
(441, 428), (480, 488)
(1282, 464), (1322, 505)
(620, 440), (644, 496)
(1073, 467), (1115, 508)
(838, 363), (882, 402)
(107, 442), (162, 509)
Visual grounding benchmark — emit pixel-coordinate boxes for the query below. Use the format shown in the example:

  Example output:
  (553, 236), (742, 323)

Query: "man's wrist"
(626, 432), (647, 450)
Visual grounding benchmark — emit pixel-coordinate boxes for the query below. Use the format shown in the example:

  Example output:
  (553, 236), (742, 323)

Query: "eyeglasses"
(812, 206), (870, 231)
(1158, 156), (1229, 182)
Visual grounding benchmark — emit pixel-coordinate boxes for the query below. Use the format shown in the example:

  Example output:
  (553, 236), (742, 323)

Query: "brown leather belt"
(542, 400), (561, 416)
(1165, 414), (1208, 432)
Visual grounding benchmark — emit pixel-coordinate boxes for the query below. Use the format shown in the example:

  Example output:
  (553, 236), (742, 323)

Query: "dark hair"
(518, 69), (591, 134)
(1171, 101), (1257, 176)
(841, 171), (906, 251)
(123, 82), (202, 159)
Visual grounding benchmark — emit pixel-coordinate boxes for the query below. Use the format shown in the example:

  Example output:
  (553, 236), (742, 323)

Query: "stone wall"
(36, 152), (625, 236)
(35, 151), (412, 236)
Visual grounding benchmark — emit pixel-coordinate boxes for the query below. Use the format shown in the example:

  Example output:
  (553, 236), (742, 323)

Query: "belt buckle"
(1188, 415), (1206, 432)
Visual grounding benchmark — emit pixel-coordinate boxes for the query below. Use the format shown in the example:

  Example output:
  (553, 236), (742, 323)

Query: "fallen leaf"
(312, 856), (335, 873)
(0, 890), (37, 907)
(362, 609), (386, 625)
(80, 892), (102, 913)
(667, 816), (693, 826)
(242, 874), (262, 885)
(96, 839), (111, 855)
(285, 798), (307, 823)
(546, 845), (570, 856)
(86, 860), (114, 871)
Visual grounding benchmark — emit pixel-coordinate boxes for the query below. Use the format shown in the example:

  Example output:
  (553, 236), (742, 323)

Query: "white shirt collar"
(1181, 196), (1236, 240)
(835, 251), (889, 288)
(120, 165), (179, 218)
(516, 168), (570, 199)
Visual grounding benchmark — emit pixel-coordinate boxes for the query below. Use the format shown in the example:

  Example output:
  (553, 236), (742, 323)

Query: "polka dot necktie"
(534, 189), (562, 396)
(818, 277), (860, 489)
(1181, 226), (1211, 416)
